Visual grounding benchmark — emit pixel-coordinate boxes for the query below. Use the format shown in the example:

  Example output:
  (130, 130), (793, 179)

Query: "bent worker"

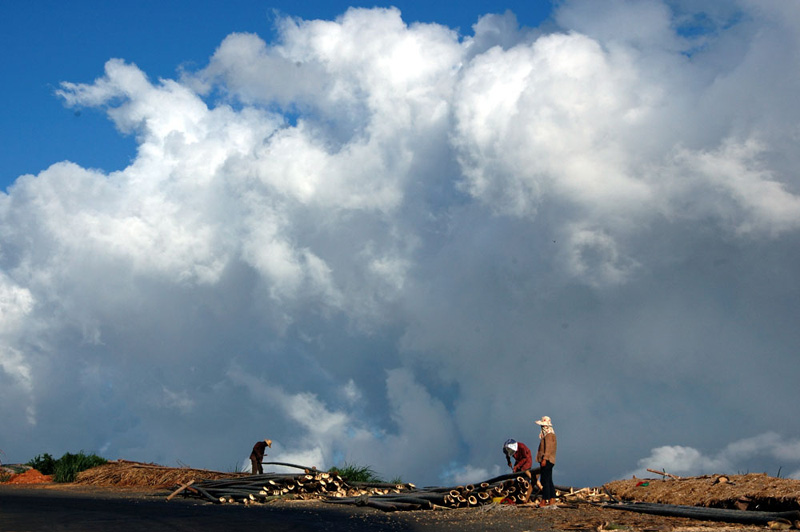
(535, 416), (557, 506)
(503, 438), (532, 473)
(249, 438), (272, 475)
(504, 438), (535, 502)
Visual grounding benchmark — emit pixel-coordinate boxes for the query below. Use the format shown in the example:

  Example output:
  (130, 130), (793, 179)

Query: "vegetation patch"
(329, 462), (383, 483)
(27, 451), (108, 483)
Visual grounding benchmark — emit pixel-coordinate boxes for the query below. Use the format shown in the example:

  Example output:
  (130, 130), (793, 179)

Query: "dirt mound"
(605, 473), (800, 512)
(74, 460), (248, 489)
(7, 468), (53, 484)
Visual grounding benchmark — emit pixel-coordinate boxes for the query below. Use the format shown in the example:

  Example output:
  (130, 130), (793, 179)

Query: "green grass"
(329, 462), (384, 483)
(328, 463), (403, 484)
(27, 451), (107, 483)
(228, 460), (244, 473)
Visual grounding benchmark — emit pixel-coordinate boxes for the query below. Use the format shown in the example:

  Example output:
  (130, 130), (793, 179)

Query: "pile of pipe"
(170, 469), (417, 505)
(170, 464), (560, 511)
(325, 469), (541, 512)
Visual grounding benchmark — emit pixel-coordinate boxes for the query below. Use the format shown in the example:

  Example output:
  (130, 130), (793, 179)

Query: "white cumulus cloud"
(2, 2), (800, 487)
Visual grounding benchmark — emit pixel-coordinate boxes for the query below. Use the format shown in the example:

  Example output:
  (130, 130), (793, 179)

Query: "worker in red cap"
(250, 438), (272, 475)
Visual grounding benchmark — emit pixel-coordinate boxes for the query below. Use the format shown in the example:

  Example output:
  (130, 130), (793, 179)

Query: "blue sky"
(1, 1), (553, 191)
(2, 1), (800, 487)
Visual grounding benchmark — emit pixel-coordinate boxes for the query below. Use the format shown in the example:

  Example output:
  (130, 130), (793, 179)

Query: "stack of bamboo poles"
(325, 470), (608, 511)
(172, 471), (358, 504)
(169, 465), (595, 512)
(170, 466), (417, 505)
(326, 472), (537, 511)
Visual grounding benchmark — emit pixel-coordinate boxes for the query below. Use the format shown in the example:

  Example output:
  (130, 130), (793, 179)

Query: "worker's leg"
(540, 461), (555, 503)
(531, 472), (542, 501)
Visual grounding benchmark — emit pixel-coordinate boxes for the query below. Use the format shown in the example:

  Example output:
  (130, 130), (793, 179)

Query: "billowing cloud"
(627, 433), (800, 479)
(2, 1), (800, 487)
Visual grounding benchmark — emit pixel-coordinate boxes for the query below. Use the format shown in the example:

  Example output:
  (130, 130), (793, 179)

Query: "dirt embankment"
(74, 459), (247, 488)
(3, 467), (53, 484)
(605, 473), (800, 512)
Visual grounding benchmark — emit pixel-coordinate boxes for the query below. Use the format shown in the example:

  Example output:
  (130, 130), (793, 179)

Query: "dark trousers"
(540, 461), (555, 499)
(251, 456), (263, 474)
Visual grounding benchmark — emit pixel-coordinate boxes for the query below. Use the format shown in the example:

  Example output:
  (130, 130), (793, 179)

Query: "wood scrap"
(166, 479), (195, 501)
(647, 468), (681, 480)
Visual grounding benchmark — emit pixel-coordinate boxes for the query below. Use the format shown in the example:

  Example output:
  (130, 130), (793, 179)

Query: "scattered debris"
(647, 469), (682, 480)
(767, 518), (794, 530)
(166, 479), (195, 501)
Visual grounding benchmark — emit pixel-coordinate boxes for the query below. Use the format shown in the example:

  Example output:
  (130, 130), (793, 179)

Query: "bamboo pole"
(646, 468), (681, 480)
(166, 479), (195, 501)
(483, 467), (541, 485)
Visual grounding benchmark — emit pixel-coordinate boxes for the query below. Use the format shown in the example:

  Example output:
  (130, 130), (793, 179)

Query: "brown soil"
(74, 459), (248, 488)
(605, 474), (800, 512)
(6, 468), (53, 484)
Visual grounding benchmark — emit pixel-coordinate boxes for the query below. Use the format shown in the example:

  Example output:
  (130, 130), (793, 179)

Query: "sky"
(1, 0), (800, 488)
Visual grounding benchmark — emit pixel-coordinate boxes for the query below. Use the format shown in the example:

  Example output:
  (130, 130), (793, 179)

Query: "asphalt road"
(5, 483), (763, 532)
(0, 486), (414, 532)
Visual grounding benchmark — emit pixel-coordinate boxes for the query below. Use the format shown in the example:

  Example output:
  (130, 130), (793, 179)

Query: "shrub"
(26, 453), (56, 475)
(27, 451), (107, 483)
(329, 462), (383, 483)
(52, 452), (107, 483)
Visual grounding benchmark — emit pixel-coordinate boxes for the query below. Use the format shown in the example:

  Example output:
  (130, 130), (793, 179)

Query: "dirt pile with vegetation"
(6, 469), (53, 484)
(1, 463), (30, 479)
(605, 473), (800, 512)
(74, 460), (248, 489)
(24, 451), (108, 483)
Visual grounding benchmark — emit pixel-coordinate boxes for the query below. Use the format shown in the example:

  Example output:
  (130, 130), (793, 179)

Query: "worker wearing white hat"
(503, 438), (533, 473)
(534, 416), (557, 506)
